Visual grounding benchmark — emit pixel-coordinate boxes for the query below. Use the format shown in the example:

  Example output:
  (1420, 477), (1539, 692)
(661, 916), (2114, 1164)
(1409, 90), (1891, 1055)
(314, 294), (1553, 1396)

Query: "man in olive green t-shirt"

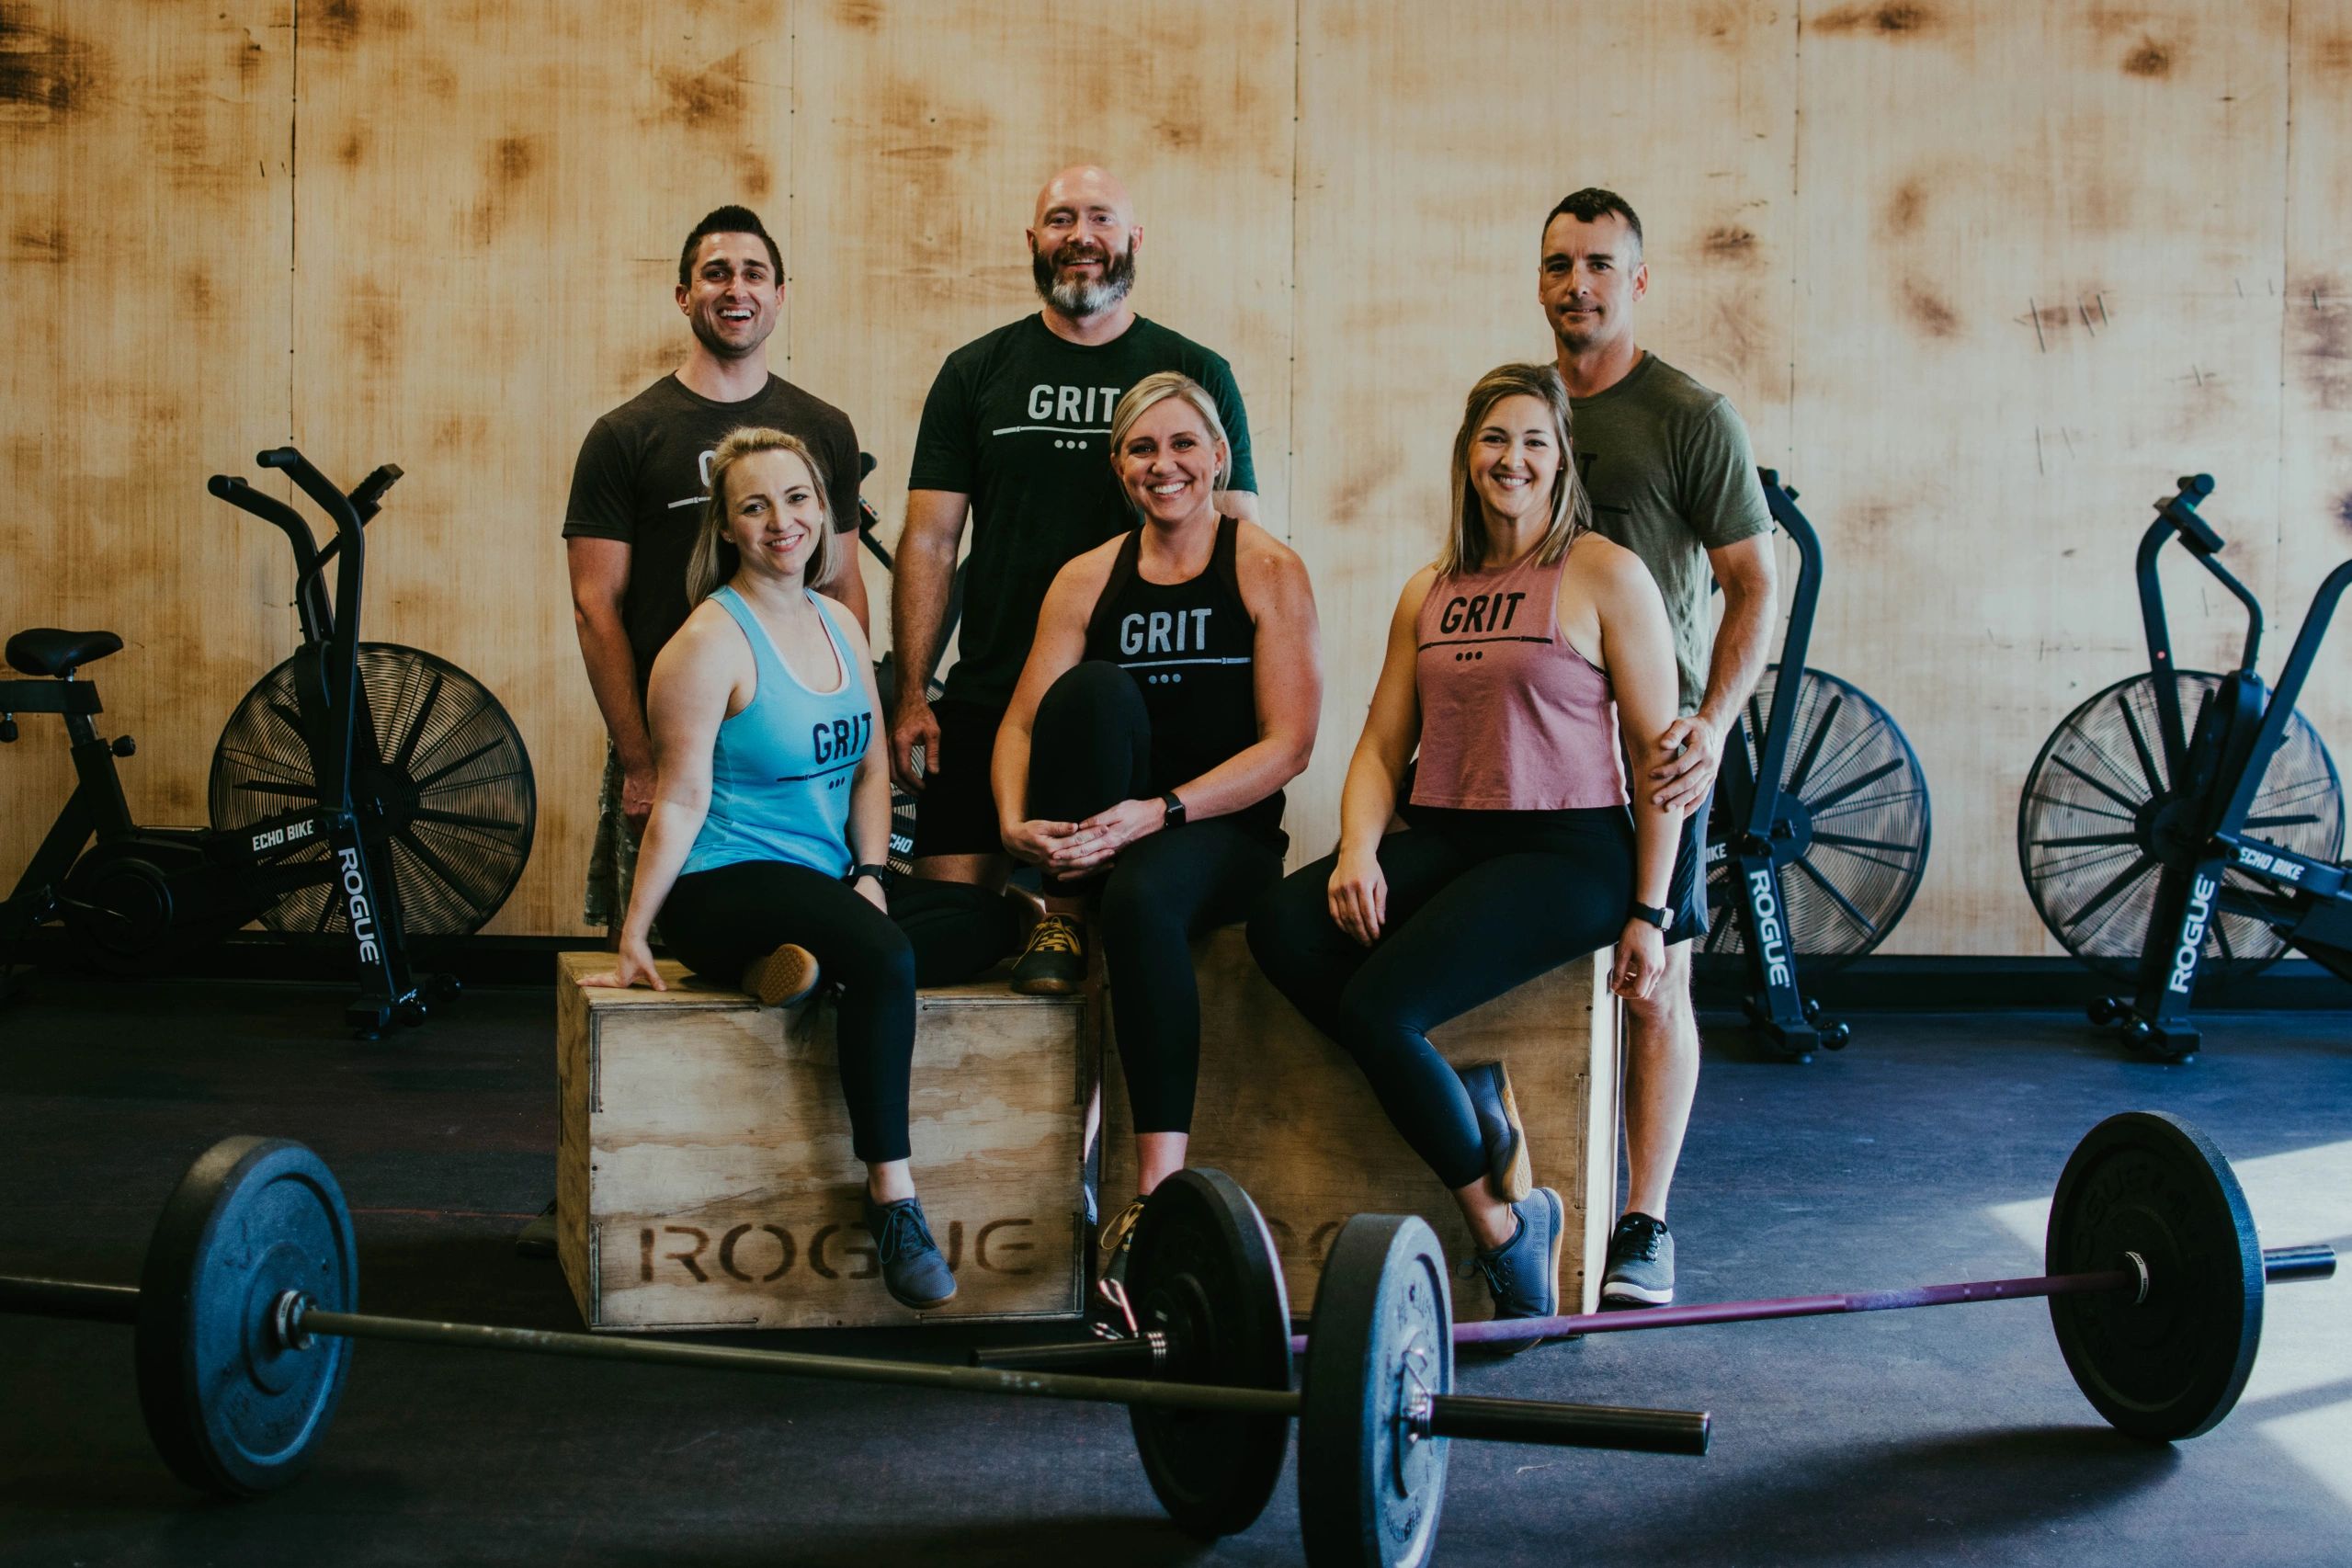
(1534, 187), (1778, 1309)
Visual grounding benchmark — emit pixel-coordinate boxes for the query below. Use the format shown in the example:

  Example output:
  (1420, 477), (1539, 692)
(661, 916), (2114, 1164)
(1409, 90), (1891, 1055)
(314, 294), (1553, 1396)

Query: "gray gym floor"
(0, 973), (2345, 1566)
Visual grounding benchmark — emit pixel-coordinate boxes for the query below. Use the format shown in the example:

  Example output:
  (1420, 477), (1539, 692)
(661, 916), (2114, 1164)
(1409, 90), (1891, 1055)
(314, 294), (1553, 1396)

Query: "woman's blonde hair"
(1440, 362), (1591, 576)
(686, 428), (839, 604)
(1107, 371), (1232, 502)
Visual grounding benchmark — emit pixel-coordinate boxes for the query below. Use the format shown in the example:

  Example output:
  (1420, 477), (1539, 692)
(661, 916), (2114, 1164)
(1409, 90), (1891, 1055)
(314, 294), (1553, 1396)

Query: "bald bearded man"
(887, 165), (1259, 986)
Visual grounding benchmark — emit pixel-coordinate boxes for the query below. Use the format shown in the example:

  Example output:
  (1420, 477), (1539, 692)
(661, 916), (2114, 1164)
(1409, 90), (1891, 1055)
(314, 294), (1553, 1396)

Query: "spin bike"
(2019, 474), (2351, 1062)
(1, 449), (533, 1037)
(1700, 469), (1933, 1061)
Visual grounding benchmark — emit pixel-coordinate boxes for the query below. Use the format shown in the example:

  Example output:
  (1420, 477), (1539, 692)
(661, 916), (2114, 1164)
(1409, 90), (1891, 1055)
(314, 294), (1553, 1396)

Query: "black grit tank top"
(1082, 517), (1285, 848)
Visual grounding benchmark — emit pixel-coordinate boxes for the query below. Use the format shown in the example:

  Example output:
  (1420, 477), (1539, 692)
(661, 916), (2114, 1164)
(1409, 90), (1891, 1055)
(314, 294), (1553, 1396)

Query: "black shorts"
(1665, 790), (1710, 947)
(908, 699), (1010, 860)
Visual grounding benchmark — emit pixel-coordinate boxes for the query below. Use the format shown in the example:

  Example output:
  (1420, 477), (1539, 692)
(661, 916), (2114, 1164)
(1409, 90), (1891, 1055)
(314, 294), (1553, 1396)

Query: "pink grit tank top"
(1410, 547), (1629, 812)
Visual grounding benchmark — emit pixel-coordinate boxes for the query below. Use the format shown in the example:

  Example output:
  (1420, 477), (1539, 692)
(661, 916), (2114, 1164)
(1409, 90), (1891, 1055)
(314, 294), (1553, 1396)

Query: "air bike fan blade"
(209, 644), (536, 938)
(2019, 671), (2343, 983)
(1702, 666), (1931, 975)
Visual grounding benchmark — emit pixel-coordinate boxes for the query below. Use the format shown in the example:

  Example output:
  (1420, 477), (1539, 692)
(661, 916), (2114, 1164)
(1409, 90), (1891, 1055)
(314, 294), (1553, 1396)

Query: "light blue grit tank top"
(678, 585), (869, 880)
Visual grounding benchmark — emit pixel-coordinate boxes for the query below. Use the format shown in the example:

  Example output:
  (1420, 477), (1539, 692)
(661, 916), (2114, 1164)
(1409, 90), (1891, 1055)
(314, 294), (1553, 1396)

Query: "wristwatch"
(1159, 790), (1187, 829)
(1628, 901), (1675, 931)
(847, 863), (892, 888)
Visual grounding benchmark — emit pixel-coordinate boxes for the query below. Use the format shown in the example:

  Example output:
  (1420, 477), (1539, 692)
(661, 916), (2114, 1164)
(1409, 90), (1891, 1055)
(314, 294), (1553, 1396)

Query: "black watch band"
(1628, 901), (1674, 931)
(1159, 791), (1187, 828)
(848, 863), (892, 886)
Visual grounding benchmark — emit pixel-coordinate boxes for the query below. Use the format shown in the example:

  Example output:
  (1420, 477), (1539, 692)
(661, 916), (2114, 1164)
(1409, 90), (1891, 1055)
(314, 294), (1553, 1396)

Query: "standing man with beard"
(1532, 188), (1777, 1310)
(888, 165), (1258, 990)
(565, 204), (868, 938)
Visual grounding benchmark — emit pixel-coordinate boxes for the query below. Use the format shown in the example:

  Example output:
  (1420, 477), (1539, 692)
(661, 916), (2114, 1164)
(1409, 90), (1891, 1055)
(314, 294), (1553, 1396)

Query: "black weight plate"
(134, 1136), (357, 1495)
(1298, 1214), (1452, 1568)
(2047, 1111), (2262, 1441)
(1125, 1168), (1293, 1538)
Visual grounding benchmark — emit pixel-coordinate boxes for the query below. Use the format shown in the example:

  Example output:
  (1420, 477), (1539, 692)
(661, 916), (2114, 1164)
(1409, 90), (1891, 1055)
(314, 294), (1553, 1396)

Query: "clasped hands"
(1003, 796), (1166, 876)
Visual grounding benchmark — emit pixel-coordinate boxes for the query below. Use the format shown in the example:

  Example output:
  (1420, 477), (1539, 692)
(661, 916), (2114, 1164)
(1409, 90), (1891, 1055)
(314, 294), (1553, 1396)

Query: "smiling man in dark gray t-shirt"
(1533, 188), (1778, 1312)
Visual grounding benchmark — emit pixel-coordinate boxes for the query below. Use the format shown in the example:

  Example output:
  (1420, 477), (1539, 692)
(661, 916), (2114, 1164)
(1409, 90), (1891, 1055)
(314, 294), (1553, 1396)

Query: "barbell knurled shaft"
(293, 1304), (1298, 1417)
(0, 1276), (141, 1325)
(1427, 1394), (1710, 1456)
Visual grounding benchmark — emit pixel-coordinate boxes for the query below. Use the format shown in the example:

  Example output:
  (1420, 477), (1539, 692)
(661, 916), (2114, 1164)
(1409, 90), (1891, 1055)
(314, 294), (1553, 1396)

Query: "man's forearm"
(819, 551), (871, 635)
(574, 613), (652, 768)
(889, 540), (955, 700)
(1695, 589), (1774, 732)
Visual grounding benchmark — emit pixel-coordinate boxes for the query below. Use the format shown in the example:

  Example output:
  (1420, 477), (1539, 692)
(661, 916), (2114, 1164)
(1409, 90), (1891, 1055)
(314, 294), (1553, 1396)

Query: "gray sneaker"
(864, 1196), (958, 1310)
(1464, 1187), (1562, 1356)
(1600, 1211), (1675, 1309)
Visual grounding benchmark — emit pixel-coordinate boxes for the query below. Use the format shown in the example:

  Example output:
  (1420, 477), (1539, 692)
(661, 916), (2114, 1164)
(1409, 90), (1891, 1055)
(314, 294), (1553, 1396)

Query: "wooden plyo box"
(557, 951), (1092, 1331)
(1101, 928), (1619, 1318)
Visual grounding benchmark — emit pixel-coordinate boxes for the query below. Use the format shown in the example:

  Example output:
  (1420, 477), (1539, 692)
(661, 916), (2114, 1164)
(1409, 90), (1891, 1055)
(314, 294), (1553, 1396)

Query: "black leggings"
(888, 876), (1024, 987)
(1245, 807), (1634, 1190)
(1030, 662), (1284, 1132)
(660, 860), (916, 1165)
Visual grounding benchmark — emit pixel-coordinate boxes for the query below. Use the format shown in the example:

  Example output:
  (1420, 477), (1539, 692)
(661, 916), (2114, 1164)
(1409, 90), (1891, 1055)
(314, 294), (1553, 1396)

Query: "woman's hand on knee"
(1327, 847), (1387, 947)
(581, 932), (665, 992)
(1062, 798), (1160, 871)
(1002, 815), (1081, 867)
(1609, 921), (1665, 1001)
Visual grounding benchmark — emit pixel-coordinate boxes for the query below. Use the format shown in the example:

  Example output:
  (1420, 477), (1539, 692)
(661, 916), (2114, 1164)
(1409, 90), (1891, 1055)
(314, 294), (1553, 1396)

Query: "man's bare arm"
(886, 488), (971, 791)
(567, 537), (655, 825)
(1647, 532), (1778, 812)
(816, 542), (871, 635)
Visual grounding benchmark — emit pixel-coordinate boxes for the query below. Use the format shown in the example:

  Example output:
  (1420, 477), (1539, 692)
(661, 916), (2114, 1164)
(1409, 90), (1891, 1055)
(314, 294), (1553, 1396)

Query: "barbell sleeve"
(2259, 1244), (2335, 1284)
(1426, 1394), (1710, 1456)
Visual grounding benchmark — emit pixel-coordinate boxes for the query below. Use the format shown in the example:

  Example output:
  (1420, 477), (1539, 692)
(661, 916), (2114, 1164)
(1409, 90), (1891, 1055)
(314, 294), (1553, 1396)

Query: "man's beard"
(1032, 240), (1136, 317)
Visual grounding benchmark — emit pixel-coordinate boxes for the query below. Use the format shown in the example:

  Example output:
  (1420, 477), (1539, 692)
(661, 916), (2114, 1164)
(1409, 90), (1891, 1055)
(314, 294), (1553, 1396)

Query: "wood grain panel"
(2280, 9), (2352, 790)
(0, 3), (290, 870)
(287, 1), (793, 934)
(1790, 1), (2290, 952)
(1289, 0), (1799, 865)
(787, 0), (1298, 630)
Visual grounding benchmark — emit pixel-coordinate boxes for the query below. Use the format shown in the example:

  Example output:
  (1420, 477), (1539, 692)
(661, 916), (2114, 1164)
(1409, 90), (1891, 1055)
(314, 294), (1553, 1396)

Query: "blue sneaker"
(863, 1196), (958, 1310)
(1600, 1212), (1675, 1309)
(1464, 1187), (1562, 1356)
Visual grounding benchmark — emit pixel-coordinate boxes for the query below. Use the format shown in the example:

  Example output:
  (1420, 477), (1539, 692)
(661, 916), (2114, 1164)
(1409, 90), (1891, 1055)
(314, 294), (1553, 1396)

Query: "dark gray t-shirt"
(908, 313), (1255, 707)
(1569, 352), (1771, 714)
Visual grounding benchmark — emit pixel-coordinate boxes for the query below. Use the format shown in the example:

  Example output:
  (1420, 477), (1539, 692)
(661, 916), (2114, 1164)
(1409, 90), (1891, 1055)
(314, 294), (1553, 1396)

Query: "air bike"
(2018, 474), (2350, 1062)
(0, 448), (536, 1037)
(1699, 469), (1933, 1061)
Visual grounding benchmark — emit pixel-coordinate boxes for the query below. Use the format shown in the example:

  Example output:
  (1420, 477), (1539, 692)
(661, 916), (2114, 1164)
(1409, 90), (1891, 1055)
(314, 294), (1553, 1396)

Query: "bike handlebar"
(2156, 472), (2224, 555)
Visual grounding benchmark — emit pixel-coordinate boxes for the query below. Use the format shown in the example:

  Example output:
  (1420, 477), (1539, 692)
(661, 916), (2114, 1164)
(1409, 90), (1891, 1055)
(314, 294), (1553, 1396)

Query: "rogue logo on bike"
(336, 847), (380, 964)
(1745, 869), (1790, 987)
(2168, 874), (2220, 994)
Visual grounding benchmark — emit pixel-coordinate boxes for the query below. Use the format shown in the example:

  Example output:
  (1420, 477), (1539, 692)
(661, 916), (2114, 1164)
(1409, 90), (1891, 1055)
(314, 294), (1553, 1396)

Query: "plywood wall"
(5, 1), (2348, 955)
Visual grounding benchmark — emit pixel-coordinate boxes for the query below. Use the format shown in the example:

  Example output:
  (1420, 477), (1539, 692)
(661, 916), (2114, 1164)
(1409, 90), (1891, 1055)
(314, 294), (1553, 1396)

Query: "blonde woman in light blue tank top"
(582, 430), (956, 1312)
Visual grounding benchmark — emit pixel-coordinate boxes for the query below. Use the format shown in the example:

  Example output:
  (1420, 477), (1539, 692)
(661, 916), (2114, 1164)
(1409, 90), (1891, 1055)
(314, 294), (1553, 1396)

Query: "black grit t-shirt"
(562, 374), (861, 693)
(907, 314), (1255, 707)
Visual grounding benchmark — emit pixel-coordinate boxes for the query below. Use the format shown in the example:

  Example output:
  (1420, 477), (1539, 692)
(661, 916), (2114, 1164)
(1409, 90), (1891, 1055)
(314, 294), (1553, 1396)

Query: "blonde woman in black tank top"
(992, 372), (1324, 1310)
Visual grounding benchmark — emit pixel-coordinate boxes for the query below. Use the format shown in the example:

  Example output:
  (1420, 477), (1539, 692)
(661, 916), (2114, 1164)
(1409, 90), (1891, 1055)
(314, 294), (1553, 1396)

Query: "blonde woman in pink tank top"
(1247, 363), (1682, 1346)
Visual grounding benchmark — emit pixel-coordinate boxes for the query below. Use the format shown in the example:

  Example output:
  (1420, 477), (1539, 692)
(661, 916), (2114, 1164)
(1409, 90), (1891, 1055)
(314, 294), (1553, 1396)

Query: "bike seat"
(6, 629), (123, 677)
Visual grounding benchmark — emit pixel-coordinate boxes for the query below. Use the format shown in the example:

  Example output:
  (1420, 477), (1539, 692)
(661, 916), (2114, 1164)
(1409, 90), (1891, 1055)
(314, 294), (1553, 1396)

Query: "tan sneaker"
(741, 943), (820, 1007)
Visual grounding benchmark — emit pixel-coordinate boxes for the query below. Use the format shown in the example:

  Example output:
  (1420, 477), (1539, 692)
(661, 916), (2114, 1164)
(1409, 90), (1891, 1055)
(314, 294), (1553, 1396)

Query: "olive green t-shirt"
(1569, 352), (1772, 714)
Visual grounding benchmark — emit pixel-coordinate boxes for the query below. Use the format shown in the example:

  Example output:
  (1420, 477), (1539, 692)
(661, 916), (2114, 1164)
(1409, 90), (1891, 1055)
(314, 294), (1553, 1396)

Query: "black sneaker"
(1463, 1187), (1562, 1356)
(863, 1196), (958, 1310)
(514, 1199), (557, 1259)
(1009, 914), (1085, 995)
(1455, 1061), (1531, 1202)
(1600, 1211), (1675, 1309)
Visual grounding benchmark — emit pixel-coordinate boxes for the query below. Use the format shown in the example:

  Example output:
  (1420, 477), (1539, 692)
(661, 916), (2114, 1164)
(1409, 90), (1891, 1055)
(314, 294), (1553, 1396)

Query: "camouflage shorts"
(584, 743), (643, 933)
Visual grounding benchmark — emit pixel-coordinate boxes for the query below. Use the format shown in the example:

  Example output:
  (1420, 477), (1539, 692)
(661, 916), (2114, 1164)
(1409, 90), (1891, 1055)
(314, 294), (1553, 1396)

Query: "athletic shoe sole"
(1489, 1066), (1532, 1203)
(1600, 1280), (1676, 1308)
(1008, 972), (1083, 996)
(742, 944), (820, 1007)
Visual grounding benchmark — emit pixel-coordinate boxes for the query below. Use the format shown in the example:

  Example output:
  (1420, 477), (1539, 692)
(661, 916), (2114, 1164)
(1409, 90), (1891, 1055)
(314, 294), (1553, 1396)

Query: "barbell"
(0, 1137), (1709, 1568)
(984, 1111), (2335, 1449)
